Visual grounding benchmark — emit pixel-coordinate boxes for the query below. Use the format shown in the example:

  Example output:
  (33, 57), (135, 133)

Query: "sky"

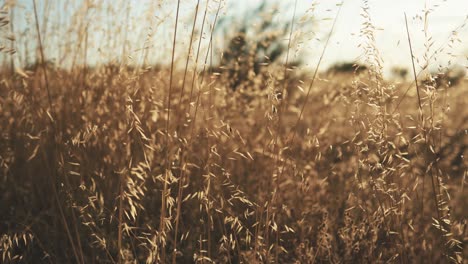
(6, 0), (468, 76)
(310, 0), (468, 71)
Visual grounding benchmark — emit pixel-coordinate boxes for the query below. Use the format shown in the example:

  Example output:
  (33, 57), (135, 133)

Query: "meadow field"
(0, 0), (467, 263)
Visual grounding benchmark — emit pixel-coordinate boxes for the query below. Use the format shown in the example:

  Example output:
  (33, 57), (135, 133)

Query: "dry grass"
(0, 0), (467, 263)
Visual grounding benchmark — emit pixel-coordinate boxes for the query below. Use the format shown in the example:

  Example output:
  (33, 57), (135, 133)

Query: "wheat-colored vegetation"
(0, 0), (467, 263)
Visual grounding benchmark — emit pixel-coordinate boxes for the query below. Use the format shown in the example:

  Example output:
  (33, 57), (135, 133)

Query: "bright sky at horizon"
(310, 0), (468, 72)
(7, 0), (468, 76)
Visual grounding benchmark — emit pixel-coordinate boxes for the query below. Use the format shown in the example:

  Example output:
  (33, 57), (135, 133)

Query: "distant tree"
(391, 66), (408, 80)
(422, 66), (466, 89)
(326, 62), (368, 75)
(24, 60), (56, 71)
(215, 1), (303, 91)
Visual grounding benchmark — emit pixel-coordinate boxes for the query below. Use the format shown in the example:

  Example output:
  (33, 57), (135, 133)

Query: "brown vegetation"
(0, 1), (467, 263)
